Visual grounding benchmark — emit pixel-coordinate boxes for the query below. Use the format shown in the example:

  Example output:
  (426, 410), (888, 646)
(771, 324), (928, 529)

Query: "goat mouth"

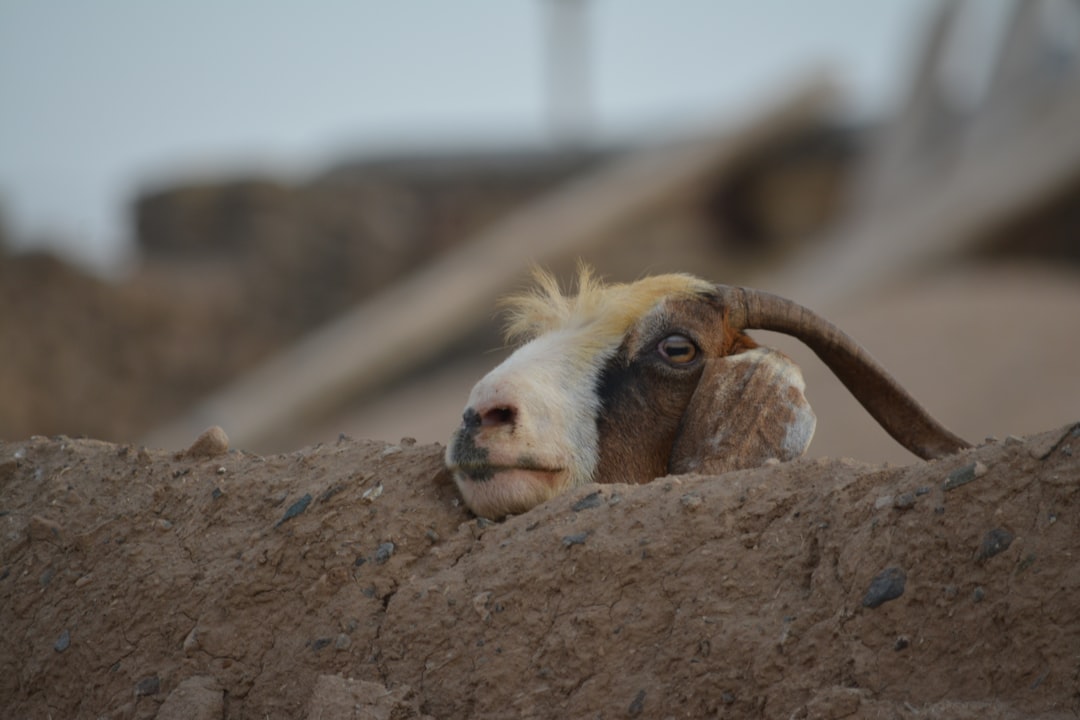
(452, 462), (564, 483)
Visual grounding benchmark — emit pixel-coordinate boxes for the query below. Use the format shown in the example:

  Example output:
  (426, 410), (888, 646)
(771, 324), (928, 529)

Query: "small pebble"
(862, 567), (906, 609)
(571, 492), (603, 512)
(134, 675), (161, 697)
(894, 635), (910, 651)
(943, 463), (980, 491)
(562, 531), (590, 547)
(183, 627), (200, 654)
(680, 493), (703, 512)
(275, 493), (312, 528)
(973, 586), (985, 602)
(28, 515), (63, 542)
(894, 493), (916, 510)
(185, 426), (229, 459)
(335, 633), (351, 650)
(874, 495), (893, 510)
(54, 629), (71, 653)
(628, 689), (647, 717)
(977, 528), (1014, 561)
(375, 542), (395, 564)
(361, 483), (383, 504)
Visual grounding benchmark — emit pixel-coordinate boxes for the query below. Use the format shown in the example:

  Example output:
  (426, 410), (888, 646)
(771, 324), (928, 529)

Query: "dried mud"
(2, 424), (1079, 719)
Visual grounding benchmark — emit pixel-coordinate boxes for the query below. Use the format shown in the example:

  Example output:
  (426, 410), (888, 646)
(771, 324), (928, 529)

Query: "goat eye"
(658, 335), (698, 364)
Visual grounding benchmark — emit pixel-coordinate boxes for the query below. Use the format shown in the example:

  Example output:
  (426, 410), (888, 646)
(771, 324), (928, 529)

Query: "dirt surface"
(2, 422), (1079, 719)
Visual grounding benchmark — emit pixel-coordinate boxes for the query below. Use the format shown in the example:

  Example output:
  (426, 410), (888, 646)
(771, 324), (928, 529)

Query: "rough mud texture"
(2, 424), (1079, 719)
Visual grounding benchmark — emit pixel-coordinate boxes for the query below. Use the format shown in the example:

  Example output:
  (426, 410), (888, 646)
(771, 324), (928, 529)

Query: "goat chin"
(447, 462), (572, 520)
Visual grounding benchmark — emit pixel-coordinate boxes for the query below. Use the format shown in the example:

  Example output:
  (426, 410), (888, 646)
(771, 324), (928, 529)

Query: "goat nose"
(462, 404), (517, 432)
(462, 408), (482, 430)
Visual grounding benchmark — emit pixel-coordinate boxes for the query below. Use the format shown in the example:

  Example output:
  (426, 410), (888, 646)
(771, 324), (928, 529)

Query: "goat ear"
(669, 347), (816, 475)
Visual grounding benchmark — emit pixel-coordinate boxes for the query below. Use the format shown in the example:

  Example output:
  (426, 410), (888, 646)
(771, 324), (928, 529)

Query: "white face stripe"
(465, 326), (619, 488)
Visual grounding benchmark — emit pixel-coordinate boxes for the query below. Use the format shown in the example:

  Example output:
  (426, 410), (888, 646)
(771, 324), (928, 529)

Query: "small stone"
(914, 486), (931, 496)
(335, 633), (351, 650)
(977, 527), (1014, 562)
(680, 493), (703, 512)
(721, 691), (736, 705)
(74, 574), (92, 588)
(28, 515), (63, 542)
(943, 463), (981, 491)
(572, 492), (603, 512)
(862, 567), (906, 609)
(183, 627), (200, 654)
(275, 493), (312, 528)
(134, 675), (161, 697)
(361, 483), (383, 504)
(628, 689), (647, 717)
(894, 635), (910, 651)
(562, 531), (590, 547)
(874, 495), (894, 510)
(185, 426), (229, 459)
(54, 629), (70, 653)
(973, 586), (985, 602)
(375, 542), (395, 564)
(894, 493), (916, 510)
(156, 676), (223, 720)
(155, 518), (173, 532)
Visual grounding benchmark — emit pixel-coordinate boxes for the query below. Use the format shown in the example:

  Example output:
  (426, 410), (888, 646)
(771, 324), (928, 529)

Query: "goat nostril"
(462, 408), (482, 430)
(481, 406), (517, 428)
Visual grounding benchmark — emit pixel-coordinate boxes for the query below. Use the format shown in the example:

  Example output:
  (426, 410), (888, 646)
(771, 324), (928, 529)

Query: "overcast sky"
(0, 1), (938, 272)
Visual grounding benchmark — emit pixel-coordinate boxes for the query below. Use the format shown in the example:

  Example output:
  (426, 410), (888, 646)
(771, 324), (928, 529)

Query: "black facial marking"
(449, 430), (493, 482)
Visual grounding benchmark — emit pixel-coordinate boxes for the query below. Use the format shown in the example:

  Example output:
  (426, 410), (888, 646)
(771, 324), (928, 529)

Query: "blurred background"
(1, 0), (1078, 464)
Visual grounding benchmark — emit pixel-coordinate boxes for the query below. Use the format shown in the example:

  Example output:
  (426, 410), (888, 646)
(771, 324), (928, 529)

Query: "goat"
(445, 267), (969, 519)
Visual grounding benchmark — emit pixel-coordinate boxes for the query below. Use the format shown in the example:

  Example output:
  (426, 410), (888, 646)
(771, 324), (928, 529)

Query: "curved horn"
(718, 285), (970, 460)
